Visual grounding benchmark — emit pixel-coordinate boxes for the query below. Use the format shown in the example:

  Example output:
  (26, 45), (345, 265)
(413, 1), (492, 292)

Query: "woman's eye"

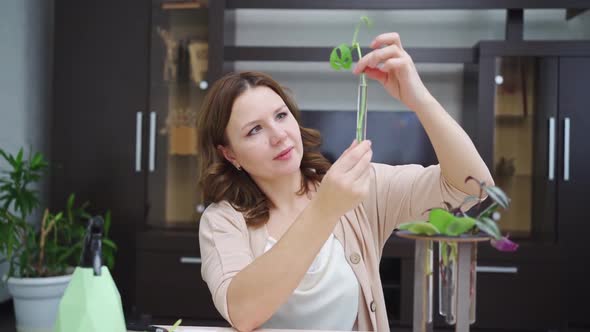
(248, 125), (261, 136)
(276, 112), (288, 120)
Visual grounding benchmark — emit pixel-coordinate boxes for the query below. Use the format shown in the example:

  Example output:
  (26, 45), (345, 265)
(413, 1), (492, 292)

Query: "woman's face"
(220, 86), (303, 181)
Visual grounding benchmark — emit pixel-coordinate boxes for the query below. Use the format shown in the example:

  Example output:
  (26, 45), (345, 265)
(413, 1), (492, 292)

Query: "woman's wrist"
(309, 192), (342, 224)
(411, 92), (439, 115)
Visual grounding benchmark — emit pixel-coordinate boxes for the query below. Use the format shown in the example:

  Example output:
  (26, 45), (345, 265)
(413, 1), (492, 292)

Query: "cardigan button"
(350, 253), (361, 264)
(370, 301), (376, 312)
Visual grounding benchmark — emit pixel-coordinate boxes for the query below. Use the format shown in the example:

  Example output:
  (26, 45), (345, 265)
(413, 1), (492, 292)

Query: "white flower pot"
(0, 256), (11, 302)
(7, 275), (72, 332)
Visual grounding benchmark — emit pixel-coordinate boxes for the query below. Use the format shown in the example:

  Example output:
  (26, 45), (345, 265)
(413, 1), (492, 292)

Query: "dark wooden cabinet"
(475, 259), (562, 330)
(136, 230), (224, 322)
(557, 56), (590, 327)
(52, 0), (150, 313)
(52, 0), (226, 322)
(463, 42), (590, 329)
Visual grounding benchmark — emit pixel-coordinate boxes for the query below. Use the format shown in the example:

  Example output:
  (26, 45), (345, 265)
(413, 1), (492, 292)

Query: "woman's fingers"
(377, 57), (406, 73)
(370, 32), (404, 51)
(347, 146), (373, 181)
(336, 140), (372, 173)
(341, 139), (358, 156)
(353, 44), (403, 75)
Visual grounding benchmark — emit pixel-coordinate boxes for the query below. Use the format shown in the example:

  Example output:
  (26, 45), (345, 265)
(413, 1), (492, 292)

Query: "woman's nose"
(269, 125), (287, 145)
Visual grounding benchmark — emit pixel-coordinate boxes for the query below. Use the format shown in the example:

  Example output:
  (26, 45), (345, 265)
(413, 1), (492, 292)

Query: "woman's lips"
(274, 147), (293, 160)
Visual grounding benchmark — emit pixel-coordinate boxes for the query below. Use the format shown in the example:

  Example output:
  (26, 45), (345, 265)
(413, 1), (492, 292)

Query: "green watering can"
(54, 216), (126, 332)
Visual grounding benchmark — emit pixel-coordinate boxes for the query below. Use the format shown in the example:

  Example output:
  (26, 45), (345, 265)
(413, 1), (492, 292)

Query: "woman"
(197, 33), (493, 332)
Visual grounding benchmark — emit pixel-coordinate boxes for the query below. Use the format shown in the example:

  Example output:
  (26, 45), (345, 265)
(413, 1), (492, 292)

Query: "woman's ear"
(217, 145), (238, 166)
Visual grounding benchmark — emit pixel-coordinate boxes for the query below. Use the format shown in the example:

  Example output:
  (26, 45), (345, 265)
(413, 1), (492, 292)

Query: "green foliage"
(329, 16), (372, 142)
(328, 15), (373, 71)
(398, 221), (440, 236)
(397, 176), (512, 242)
(0, 147), (117, 279)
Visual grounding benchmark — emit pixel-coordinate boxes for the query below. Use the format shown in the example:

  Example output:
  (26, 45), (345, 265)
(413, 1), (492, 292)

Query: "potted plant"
(0, 147), (117, 332)
(396, 176), (517, 329)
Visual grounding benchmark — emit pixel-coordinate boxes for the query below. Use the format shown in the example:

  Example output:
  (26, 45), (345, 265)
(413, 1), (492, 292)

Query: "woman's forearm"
(227, 198), (340, 332)
(413, 95), (494, 195)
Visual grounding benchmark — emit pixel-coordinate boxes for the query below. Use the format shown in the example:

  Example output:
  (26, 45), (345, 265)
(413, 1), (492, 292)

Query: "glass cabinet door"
(147, 0), (209, 228)
(491, 56), (557, 243)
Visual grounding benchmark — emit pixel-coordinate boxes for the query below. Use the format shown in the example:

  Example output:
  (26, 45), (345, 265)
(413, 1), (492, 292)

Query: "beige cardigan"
(199, 163), (471, 331)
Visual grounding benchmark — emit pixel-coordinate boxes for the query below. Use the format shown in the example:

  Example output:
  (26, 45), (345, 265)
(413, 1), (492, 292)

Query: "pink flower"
(491, 236), (519, 252)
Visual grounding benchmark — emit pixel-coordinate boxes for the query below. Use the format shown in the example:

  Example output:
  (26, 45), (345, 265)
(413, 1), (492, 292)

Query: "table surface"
(150, 327), (368, 332)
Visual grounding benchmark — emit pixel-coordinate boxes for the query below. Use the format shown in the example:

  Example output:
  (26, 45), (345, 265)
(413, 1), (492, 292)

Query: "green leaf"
(102, 238), (118, 251)
(329, 44), (353, 70)
(0, 149), (10, 163)
(484, 185), (510, 209)
(428, 208), (454, 234)
(15, 148), (23, 166)
(446, 216), (476, 236)
(67, 193), (75, 217)
(398, 221), (440, 236)
(30, 152), (43, 168)
(477, 217), (502, 239)
(57, 242), (82, 264)
(103, 210), (112, 236)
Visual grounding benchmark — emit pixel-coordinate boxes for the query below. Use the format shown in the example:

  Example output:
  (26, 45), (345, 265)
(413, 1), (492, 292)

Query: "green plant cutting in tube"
(397, 176), (519, 252)
(329, 16), (372, 142)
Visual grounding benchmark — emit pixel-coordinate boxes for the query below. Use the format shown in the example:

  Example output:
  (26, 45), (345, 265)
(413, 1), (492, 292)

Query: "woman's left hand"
(353, 32), (433, 111)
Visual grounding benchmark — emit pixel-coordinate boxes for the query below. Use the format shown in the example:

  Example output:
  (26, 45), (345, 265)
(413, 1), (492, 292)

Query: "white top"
(261, 233), (360, 331)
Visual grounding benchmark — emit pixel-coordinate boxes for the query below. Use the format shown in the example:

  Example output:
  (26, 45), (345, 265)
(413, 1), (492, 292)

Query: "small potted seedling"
(329, 16), (372, 142)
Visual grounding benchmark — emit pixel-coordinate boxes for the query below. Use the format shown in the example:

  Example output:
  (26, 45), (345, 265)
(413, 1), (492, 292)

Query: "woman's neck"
(254, 170), (311, 214)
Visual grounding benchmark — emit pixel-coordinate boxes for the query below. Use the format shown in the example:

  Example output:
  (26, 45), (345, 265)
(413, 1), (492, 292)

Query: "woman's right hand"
(316, 140), (373, 218)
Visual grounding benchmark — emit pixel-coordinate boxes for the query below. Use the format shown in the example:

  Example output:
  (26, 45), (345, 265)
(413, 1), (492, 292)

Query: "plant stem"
(38, 209), (56, 276)
(351, 21), (362, 46)
(38, 209), (48, 273)
(476, 202), (498, 219)
(354, 43), (368, 142)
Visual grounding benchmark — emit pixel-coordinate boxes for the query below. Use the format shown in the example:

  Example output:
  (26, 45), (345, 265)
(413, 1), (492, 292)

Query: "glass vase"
(438, 241), (478, 325)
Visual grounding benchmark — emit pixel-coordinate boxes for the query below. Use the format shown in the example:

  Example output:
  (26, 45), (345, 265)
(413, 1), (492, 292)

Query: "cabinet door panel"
(474, 261), (562, 330)
(558, 57), (590, 326)
(52, 0), (150, 310)
(136, 250), (223, 321)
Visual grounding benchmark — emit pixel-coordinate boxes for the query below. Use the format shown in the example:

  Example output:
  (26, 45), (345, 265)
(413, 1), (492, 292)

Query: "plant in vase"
(0, 147), (116, 331)
(397, 176), (518, 251)
(397, 176), (517, 325)
(329, 16), (372, 142)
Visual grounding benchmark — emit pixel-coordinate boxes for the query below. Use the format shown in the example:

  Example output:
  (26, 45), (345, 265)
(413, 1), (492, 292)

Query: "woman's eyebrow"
(241, 104), (286, 130)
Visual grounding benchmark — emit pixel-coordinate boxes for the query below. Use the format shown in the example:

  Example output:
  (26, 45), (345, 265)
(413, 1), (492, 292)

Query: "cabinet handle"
(135, 112), (143, 172)
(548, 117), (555, 181)
(563, 117), (570, 181)
(476, 266), (518, 274)
(149, 112), (156, 172)
(199, 80), (208, 90)
(180, 256), (202, 264)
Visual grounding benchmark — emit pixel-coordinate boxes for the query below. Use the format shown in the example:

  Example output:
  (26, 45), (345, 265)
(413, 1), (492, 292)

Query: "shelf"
(162, 0), (207, 10)
(225, 46), (476, 64)
(226, 0), (590, 9)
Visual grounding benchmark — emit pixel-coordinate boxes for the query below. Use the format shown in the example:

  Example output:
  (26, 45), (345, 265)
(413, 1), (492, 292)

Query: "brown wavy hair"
(196, 71), (332, 226)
